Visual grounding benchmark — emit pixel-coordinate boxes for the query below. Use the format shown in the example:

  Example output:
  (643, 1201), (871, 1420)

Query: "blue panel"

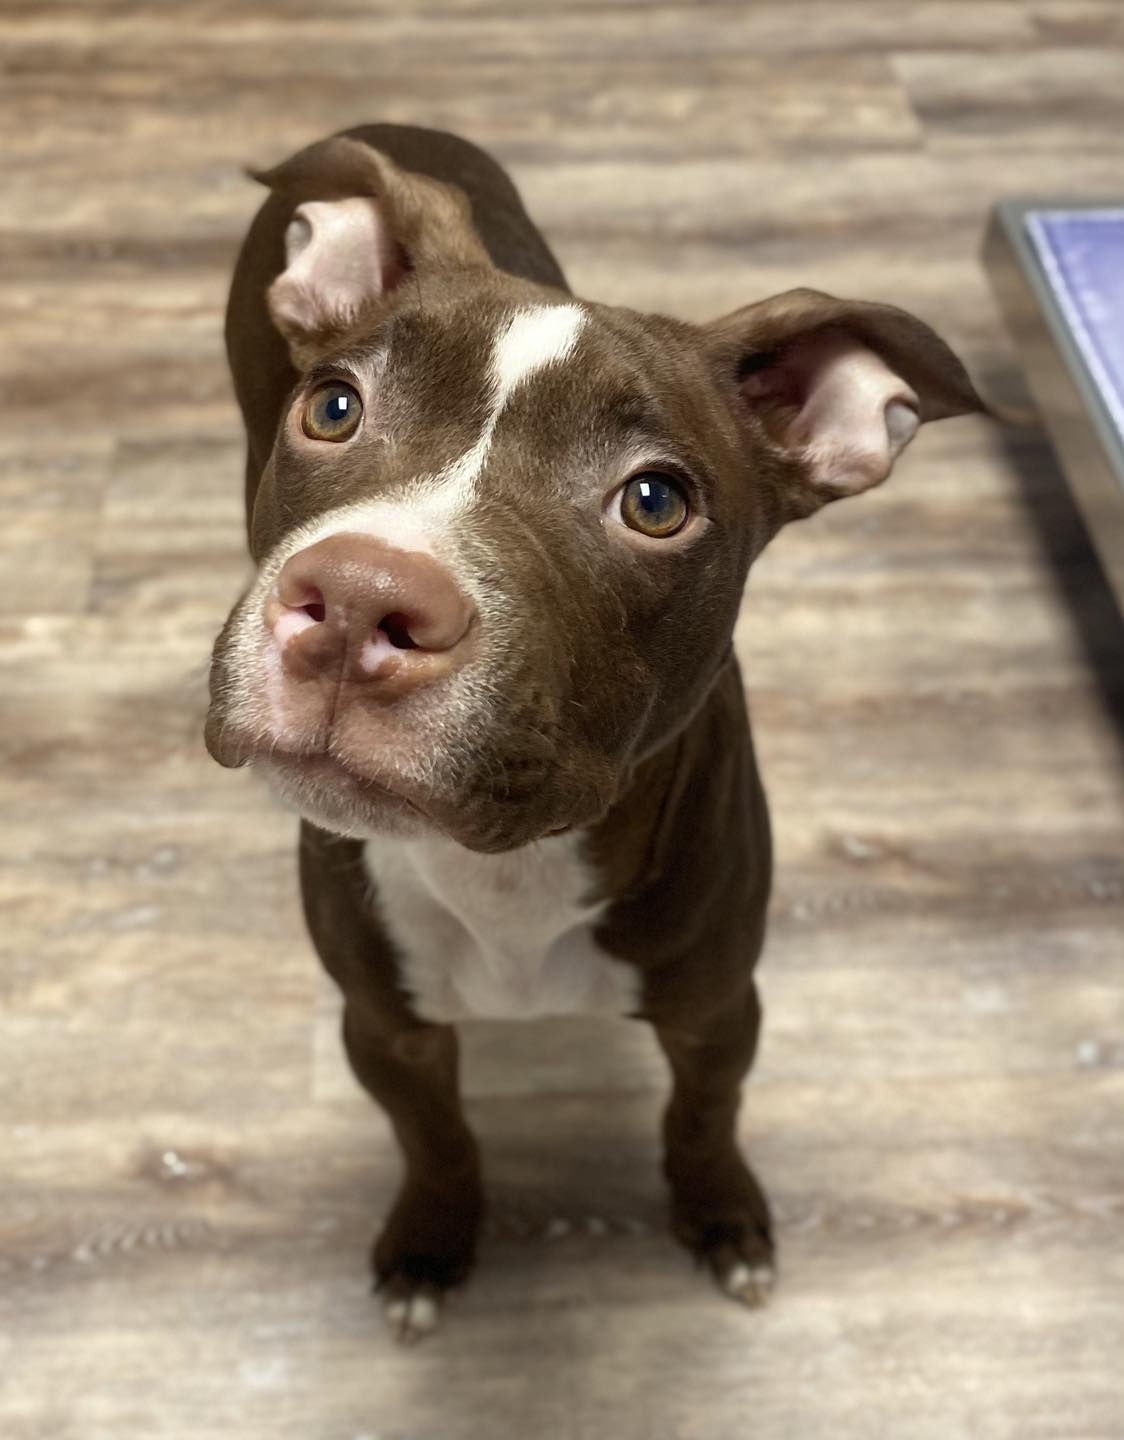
(1025, 209), (1124, 443)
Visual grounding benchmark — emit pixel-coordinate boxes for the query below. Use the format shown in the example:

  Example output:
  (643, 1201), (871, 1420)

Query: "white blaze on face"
(257, 302), (587, 578)
(492, 303), (586, 400)
(438, 302), (586, 496)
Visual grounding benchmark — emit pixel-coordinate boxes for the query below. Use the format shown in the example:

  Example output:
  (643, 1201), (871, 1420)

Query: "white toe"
(384, 1289), (441, 1341)
(724, 1260), (775, 1306)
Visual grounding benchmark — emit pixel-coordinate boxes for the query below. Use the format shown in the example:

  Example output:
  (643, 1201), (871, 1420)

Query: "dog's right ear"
(254, 136), (491, 368)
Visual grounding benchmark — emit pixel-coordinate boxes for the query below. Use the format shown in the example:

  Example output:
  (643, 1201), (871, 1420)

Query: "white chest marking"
(362, 832), (640, 1023)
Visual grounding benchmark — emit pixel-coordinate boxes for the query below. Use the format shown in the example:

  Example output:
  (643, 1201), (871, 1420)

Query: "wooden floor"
(3, 3), (1124, 1436)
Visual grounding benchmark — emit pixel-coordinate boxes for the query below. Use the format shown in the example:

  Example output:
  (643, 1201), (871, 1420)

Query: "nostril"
(379, 612), (419, 650)
(302, 593), (326, 623)
(270, 580), (327, 648)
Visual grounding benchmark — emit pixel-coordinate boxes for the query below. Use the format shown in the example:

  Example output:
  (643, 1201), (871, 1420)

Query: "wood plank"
(2, 2), (1123, 1436)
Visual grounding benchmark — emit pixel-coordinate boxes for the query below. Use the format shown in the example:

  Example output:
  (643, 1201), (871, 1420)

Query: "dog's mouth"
(256, 746), (439, 839)
(203, 663), (618, 850)
(214, 725), (604, 852)
(203, 697), (420, 815)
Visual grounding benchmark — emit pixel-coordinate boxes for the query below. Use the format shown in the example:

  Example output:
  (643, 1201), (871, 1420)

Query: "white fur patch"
(430, 302), (586, 500)
(492, 303), (585, 400)
(363, 831), (640, 1023)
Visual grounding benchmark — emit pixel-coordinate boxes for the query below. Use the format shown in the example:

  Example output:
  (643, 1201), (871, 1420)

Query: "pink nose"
(265, 533), (476, 698)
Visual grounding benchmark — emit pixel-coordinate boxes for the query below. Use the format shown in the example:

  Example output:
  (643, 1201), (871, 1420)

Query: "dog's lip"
(205, 720), (576, 850)
(203, 719), (422, 813)
(265, 747), (432, 820)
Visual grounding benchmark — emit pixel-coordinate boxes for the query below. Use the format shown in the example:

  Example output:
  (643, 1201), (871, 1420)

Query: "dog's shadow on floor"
(455, 1017), (691, 1249)
(1000, 420), (1124, 753)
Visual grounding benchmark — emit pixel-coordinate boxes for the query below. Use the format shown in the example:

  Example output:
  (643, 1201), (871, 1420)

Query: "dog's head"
(206, 137), (981, 852)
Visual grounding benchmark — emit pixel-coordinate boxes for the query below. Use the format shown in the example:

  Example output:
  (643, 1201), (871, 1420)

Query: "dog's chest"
(362, 834), (640, 1023)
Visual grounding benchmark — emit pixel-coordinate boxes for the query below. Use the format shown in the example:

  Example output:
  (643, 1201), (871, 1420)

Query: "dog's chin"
(251, 749), (593, 852)
(256, 753), (436, 842)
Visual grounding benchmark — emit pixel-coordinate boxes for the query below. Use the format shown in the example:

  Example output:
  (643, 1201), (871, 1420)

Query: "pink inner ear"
(268, 198), (404, 359)
(742, 329), (920, 495)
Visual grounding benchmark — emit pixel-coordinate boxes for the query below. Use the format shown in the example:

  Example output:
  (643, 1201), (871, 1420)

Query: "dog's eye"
(619, 473), (689, 538)
(301, 382), (363, 442)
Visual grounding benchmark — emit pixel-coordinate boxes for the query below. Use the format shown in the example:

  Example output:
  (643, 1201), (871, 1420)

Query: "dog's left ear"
(703, 288), (984, 518)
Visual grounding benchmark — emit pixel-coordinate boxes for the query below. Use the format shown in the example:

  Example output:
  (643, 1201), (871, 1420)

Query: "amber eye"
(301, 382), (363, 441)
(619, 472), (689, 538)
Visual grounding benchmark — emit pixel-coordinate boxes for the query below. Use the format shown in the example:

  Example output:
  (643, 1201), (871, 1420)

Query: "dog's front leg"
(653, 982), (774, 1306)
(299, 826), (484, 1339)
(341, 1004), (483, 1342)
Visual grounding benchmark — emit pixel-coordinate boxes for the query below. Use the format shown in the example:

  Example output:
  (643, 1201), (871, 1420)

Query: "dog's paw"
(371, 1179), (482, 1342)
(381, 1275), (444, 1344)
(666, 1152), (775, 1310)
(708, 1241), (776, 1309)
(671, 1215), (777, 1310)
(374, 1251), (465, 1345)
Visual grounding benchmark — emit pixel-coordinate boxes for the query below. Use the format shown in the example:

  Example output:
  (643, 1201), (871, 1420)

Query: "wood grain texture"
(2, 2), (1123, 1437)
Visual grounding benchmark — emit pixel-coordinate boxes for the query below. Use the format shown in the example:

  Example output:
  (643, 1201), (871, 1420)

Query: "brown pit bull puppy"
(207, 123), (982, 1340)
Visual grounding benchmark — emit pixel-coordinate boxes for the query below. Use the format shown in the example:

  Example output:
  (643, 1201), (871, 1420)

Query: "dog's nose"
(265, 533), (476, 697)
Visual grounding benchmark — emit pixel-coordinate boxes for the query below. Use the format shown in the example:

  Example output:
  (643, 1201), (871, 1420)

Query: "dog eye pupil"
(620, 473), (688, 538)
(636, 479), (664, 512)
